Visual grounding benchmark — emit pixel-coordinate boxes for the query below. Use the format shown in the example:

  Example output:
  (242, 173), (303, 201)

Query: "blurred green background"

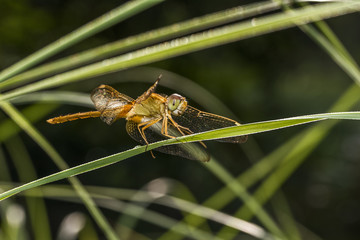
(1, 0), (360, 239)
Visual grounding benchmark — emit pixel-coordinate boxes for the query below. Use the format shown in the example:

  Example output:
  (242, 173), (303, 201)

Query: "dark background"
(1, 0), (360, 239)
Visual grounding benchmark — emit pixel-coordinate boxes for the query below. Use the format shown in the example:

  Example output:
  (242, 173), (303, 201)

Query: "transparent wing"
(91, 85), (134, 125)
(126, 120), (210, 162)
(173, 106), (248, 143)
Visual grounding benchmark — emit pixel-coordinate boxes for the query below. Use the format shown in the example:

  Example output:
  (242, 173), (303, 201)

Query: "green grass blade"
(213, 18), (360, 231)
(297, 1), (360, 70)
(1, 111), (360, 201)
(0, 101), (118, 240)
(174, 111), (360, 143)
(0, 1), (285, 90)
(0, 142), (26, 240)
(0, 182), (276, 239)
(168, 125), (310, 239)
(271, 193), (302, 240)
(5, 137), (51, 240)
(0, 103), (58, 142)
(0, 0), (164, 82)
(206, 159), (286, 239)
(1, 1), (359, 102)
(217, 9), (360, 238)
(56, 192), (237, 240)
(300, 24), (360, 83)
(0, 145), (11, 181)
(112, 201), (223, 240)
(217, 84), (360, 238)
(10, 91), (91, 107)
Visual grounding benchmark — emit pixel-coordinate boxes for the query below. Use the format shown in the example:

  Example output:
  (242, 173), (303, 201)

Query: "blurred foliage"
(0, 0), (360, 239)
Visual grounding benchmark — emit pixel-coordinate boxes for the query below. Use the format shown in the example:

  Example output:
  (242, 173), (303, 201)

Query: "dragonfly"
(47, 76), (247, 162)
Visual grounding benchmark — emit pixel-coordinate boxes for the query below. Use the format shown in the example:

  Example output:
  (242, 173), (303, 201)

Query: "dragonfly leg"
(166, 114), (208, 149)
(160, 115), (206, 149)
(135, 117), (163, 157)
(160, 116), (178, 139)
(149, 150), (156, 159)
(136, 117), (163, 145)
(167, 114), (192, 136)
(161, 116), (171, 137)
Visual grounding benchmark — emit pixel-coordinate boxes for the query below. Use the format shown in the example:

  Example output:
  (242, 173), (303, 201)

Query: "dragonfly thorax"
(167, 93), (187, 116)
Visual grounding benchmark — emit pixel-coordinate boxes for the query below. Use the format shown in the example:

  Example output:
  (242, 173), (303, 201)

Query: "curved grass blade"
(8, 81), (282, 237)
(174, 111), (360, 144)
(5, 137), (51, 240)
(0, 182), (277, 239)
(218, 8), (360, 238)
(0, 0), (164, 82)
(10, 91), (92, 107)
(206, 159), (287, 238)
(1, 111), (360, 202)
(162, 3), (360, 238)
(175, 86), (360, 239)
(0, 101), (118, 240)
(1, 1), (359, 102)
(0, 103), (58, 142)
(0, 1), (285, 90)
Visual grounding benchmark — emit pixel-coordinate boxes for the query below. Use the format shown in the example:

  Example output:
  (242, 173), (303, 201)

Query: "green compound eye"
(168, 94), (181, 111)
(167, 94), (187, 116)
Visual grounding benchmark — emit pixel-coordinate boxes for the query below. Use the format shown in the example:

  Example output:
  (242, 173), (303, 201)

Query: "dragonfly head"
(167, 94), (187, 116)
